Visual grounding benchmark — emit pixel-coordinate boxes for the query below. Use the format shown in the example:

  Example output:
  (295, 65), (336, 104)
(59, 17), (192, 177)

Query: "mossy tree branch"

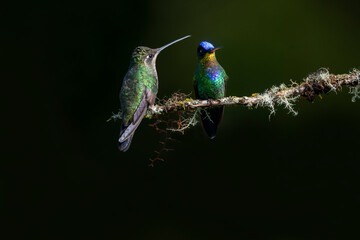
(147, 68), (360, 117)
(109, 68), (360, 123)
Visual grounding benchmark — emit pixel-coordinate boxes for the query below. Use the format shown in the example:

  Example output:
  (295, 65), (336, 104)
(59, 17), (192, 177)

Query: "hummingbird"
(118, 35), (191, 152)
(194, 41), (228, 139)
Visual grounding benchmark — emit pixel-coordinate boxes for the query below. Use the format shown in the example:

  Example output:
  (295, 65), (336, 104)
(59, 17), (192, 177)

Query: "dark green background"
(3, 0), (360, 239)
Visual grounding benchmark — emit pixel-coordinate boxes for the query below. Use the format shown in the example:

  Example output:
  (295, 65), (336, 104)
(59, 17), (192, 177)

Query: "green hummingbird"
(118, 35), (191, 152)
(194, 41), (228, 139)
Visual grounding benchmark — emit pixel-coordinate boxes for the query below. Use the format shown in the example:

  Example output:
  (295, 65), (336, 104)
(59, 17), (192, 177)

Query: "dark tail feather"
(118, 122), (135, 152)
(118, 133), (134, 152)
(200, 106), (224, 139)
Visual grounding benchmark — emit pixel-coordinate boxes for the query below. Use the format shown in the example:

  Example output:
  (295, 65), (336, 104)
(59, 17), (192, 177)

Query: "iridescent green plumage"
(194, 41), (228, 139)
(120, 47), (158, 124)
(194, 55), (227, 99)
(118, 36), (191, 152)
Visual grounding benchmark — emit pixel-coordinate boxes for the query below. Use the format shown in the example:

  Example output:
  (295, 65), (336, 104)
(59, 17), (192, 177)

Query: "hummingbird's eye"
(148, 54), (153, 59)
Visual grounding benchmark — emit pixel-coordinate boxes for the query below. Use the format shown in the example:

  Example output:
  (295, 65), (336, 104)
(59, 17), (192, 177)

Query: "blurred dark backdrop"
(3, 0), (360, 239)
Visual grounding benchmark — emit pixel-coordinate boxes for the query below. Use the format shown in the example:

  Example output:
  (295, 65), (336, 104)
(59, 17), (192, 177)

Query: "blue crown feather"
(200, 41), (215, 51)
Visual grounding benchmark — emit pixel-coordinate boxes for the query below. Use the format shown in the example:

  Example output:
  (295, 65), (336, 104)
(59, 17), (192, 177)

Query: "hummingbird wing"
(118, 95), (148, 143)
(118, 88), (156, 144)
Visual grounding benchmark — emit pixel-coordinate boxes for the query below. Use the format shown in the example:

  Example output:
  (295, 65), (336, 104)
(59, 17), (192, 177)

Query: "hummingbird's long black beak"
(157, 35), (191, 53)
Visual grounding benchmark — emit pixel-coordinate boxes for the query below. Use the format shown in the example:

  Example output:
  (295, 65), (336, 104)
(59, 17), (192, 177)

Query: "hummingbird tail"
(200, 106), (224, 139)
(118, 95), (150, 152)
(118, 133), (134, 152)
(118, 121), (139, 152)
